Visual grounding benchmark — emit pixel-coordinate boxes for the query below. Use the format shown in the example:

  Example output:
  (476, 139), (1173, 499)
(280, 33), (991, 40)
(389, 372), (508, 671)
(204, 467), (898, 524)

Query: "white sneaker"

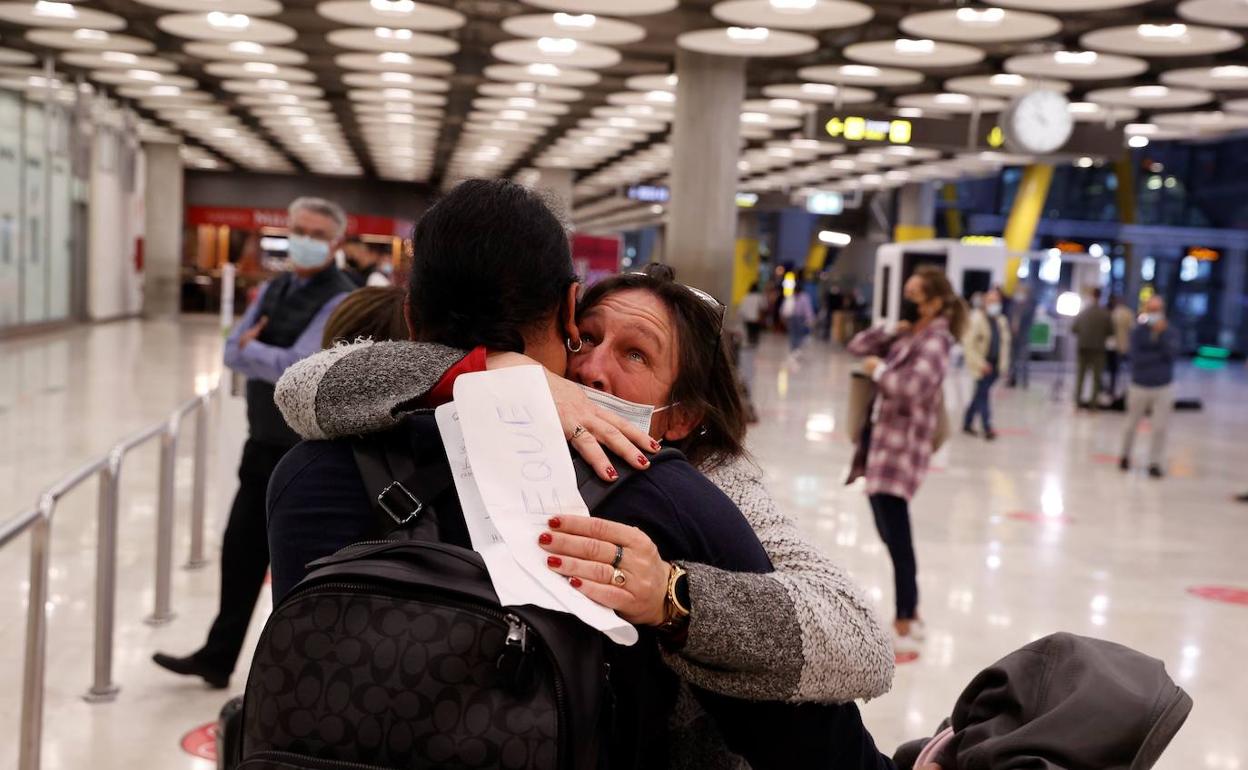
(894, 632), (923, 659)
(908, 619), (927, 641)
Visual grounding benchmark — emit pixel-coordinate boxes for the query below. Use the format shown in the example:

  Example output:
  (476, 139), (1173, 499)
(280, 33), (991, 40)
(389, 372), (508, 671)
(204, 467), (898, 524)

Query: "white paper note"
(453, 366), (638, 646)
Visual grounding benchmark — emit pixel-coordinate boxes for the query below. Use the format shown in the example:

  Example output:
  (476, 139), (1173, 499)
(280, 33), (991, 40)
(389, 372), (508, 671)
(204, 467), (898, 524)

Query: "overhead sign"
(814, 109), (1124, 156)
(625, 184), (669, 203)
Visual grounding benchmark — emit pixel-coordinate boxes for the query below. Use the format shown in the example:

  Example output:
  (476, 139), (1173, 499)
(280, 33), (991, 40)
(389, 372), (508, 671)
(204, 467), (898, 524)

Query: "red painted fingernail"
(650, 440), (661, 451)
(547, 556), (562, 568)
(569, 577), (582, 588)
(538, 532), (553, 545)
(548, 517), (562, 529)
(637, 455), (649, 466)
(606, 466), (618, 480)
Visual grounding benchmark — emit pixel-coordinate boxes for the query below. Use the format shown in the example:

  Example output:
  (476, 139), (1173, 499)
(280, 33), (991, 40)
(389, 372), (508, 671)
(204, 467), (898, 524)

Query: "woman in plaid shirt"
(848, 267), (968, 651)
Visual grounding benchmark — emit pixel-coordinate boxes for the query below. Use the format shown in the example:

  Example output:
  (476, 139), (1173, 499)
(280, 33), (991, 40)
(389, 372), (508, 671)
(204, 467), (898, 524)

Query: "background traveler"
(1072, 287), (1113, 409)
(1107, 294), (1134, 401)
(341, 235), (391, 287)
(963, 287), (1011, 440)
(1120, 296), (1179, 478)
(739, 282), (765, 347)
(1007, 282), (1036, 388)
(848, 267), (966, 651)
(151, 196), (355, 689)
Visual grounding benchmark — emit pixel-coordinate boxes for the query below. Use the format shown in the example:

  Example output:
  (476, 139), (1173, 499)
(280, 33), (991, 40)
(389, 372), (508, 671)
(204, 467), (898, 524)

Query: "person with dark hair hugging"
(269, 180), (908, 769)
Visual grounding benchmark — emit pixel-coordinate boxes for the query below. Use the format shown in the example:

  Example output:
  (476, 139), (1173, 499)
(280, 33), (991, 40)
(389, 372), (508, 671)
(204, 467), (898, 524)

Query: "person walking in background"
(1072, 286), (1113, 409)
(341, 236), (391, 287)
(152, 196), (356, 689)
(848, 266), (966, 652)
(739, 282), (765, 347)
(1106, 295), (1134, 401)
(1120, 296), (1179, 478)
(782, 279), (815, 357)
(963, 287), (1011, 440)
(1008, 282), (1036, 388)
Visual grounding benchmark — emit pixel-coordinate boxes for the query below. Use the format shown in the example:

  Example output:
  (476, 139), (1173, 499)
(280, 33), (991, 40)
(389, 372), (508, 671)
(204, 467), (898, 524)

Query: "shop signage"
(813, 109), (1124, 156)
(625, 184), (669, 203)
(186, 206), (410, 236)
(1188, 246), (1219, 261)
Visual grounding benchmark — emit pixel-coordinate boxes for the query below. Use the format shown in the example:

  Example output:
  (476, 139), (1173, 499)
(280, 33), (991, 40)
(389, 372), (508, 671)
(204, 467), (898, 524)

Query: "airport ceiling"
(1, 0), (1246, 201)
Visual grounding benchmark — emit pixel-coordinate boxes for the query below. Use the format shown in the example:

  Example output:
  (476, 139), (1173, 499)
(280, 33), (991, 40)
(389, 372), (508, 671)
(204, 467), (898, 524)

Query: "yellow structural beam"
(1002, 164), (1054, 295)
(894, 224), (935, 242)
(941, 183), (963, 239)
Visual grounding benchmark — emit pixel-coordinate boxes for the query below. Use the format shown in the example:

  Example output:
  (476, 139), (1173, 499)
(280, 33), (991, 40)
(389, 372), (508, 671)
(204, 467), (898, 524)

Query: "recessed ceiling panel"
(341, 71), (448, 90)
(1086, 84), (1214, 109)
(484, 63), (601, 86)
(204, 62), (317, 82)
(762, 82), (876, 104)
(944, 74), (1071, 97)
(501, 13), (645, 44)
(1003, 50), (1148, 80)
(157, 13), (297, 43)
(0, 3), (124, 29)
(491, 38), (621, 69)
(799, 62), (925, 86)
(326, 27), (458, 55)
(316, 0), (464, 30)
(519, 0), (677, 15)
(1161, 65), (1248, 91)
(895, 92), (1008, 113)
(1081, 23), (1242, 57)
(184, 41), (307, 63)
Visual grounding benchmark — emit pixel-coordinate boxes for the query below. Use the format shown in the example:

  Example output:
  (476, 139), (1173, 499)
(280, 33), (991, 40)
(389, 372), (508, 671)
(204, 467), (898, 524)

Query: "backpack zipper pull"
(497, 613), (532, 692)
(504, 613), (528, 653)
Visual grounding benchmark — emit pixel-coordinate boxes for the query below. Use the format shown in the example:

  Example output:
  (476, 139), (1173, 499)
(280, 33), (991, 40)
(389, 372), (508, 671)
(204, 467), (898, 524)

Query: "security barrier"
(1, 384), (218, 770)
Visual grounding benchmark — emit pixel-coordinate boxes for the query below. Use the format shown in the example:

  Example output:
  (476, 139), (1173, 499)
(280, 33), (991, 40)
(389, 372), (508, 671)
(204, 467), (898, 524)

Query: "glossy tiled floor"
(1, 319), (1245, 769)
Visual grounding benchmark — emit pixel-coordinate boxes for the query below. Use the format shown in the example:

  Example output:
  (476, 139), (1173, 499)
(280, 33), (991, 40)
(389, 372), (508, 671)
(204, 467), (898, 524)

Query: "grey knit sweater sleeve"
(664, 458), (895, 704)
(274, 339), (469, 440)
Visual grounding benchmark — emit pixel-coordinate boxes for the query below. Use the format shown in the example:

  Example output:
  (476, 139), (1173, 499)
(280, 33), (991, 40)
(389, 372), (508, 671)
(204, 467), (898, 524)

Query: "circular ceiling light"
(762, 82), (875, 104)
(1161, 65), (1248, 91)
(342, 71), (448, 90)
(944, 73), (1070, 97)
(204, 62), (317, 82)
(479, 81), (584, 101)
(799, 62), (924, 86)
(739, 110), (804, 129)
(0, 1), (124, 29)
(1151, 109), (1248, 134)
(1066, 101), (1138, 122)
(157, 12), (297, 43)
(184, 40), (307, 63)
(478, 97), (571, 115)
(899, 7), (1060, 43)
(334, 51), (452, 74)
(348, 88), (447, 105)
(135, 0), (280, 14)
(118, 85), (213, 103)
(1081, 23), (1242, 57)
(1, 46), (36, 64)
(710, 0), (873, 31)
(895, 92), (1007, 113)
(27, 28), (155, 51)
(843, 39), (985, 68)
(1178, 0), (1248, 26)
(742, 96), (812, 115)
(502, 13), (646, 44)
(483, 63), (601, 86)
(90, 69), (196, 88)
(326, 27), (459, 55)
(316, 0), (464, 30)
(491, 37), (621, 69)
(1003, 50), (1147, 80)
(993, 0), (1146, 11)
(61, 50), (175, 70)
(1085, 84), (1214, 109)
(221, 79), (324, 97)
(1224, 98), (1248, 115)
(625, 73), (678, 91)
(519, 0), (677, 16)
(677, 26), (819, 56)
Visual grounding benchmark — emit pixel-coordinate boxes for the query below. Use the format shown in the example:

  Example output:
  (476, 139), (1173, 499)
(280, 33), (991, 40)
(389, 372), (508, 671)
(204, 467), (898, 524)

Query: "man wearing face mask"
(1119, 296), (1179, 478)
(152, 196), (355, 688)
(962, 287), (1012, 440)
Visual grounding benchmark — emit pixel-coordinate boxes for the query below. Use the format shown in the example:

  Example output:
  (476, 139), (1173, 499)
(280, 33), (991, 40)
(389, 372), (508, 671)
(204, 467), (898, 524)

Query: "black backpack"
(230, 422), (680, 770)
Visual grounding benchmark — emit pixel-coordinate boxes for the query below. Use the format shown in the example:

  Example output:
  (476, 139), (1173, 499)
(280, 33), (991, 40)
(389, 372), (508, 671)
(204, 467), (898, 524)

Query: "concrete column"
(142, 141), (183, 318)
(667, 49), (746, 304)
(528, 167), (574, 225)
(894, 182), (936, 242)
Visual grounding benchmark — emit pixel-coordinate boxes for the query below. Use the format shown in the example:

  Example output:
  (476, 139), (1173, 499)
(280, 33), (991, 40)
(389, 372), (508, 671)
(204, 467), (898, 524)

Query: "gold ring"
(611, 568), (626, 586)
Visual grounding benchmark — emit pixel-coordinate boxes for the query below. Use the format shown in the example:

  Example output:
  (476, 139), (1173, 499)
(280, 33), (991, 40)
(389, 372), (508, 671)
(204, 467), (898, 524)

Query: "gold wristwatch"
(657, 562), (691, 635)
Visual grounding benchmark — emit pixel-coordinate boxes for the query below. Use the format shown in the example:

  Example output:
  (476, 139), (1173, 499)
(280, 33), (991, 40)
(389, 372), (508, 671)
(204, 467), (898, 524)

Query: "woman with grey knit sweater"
(276, 277), (896, 766)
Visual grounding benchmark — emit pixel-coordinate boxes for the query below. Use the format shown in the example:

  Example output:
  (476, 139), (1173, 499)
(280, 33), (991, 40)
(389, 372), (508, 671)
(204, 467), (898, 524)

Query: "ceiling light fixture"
(1068, 101), (1098, 113)
(380, 71), (412, 83)
(801, 83), (838, 95)
(1137, 23), (1187, 38)
(527, 63), (560, 76)
(73, 28), (109, 40)
(935, 93), (971, 104)
(741, 111), (771, 124)
(101, 51), (138, 64)
(382, 88), (413, 98)
(499, 109), (529, 120)
(150, 85), (182, 96)
(369, 0), (415, 13)
(229, 41), (265, 54)
(769, 98), (805, 110)
(895, 38), (936, 54)
(207, 11), (251, 28)
(379, 51), (412, 64)
(1212, 65), (1248, 79)
(955, 7), (1005, 24)
(727, 26), (771, 42)
(1128, 135), (1149, 148)
(896, 107), (923, 117)
(127, 69), (162, 82)
(507, 97), (537, 108)
(1054, 50), (1097, 65)
(1130, 85), (1169, 98)
(841, 64), (880, 77)
(770, 0), (817, 9)
(537, 36), (578, 54)
(243, 61), (278, 73)
(257, 79), (288, 90)
(990, 74), (1025, 86)
(374, 27), (413, 39)
(553, 12), (596, 28)
(33, 1), (77, 19)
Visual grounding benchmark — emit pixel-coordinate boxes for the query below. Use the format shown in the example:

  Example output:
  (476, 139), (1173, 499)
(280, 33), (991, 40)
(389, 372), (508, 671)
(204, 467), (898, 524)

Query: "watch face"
(1007, 90), (1073, 154)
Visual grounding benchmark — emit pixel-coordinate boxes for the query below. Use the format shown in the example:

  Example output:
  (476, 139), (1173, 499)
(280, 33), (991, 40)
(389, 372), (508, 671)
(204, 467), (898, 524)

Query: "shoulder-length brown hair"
(321, 286), (408, 348)
(577, 265), (746, 472)
(913, 265), (968, 339)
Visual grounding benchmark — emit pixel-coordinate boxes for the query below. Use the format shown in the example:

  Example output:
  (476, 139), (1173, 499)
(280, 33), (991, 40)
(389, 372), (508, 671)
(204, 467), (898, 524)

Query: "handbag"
(845, 369), (949, 453)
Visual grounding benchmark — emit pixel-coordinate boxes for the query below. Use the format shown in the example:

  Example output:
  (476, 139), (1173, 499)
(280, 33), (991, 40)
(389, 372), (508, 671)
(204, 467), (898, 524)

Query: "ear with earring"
(566, 337), (583, 353)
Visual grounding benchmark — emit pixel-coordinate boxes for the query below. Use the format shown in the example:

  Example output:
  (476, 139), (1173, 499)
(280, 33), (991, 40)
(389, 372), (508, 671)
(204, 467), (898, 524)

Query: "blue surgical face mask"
(986, 303), (1003, 316)
(287, 234), (331, 269)
(1144, 312), (1163, 325)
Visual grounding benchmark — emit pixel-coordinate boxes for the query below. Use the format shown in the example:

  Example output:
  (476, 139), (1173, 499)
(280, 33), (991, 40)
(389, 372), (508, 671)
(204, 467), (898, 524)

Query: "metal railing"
(3, 384), (218, 770)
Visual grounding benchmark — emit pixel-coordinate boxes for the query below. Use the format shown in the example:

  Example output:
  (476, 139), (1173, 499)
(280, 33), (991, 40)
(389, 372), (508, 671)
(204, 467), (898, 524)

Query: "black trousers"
(869, 493), (918, 621)
(197, 438), (291, 675)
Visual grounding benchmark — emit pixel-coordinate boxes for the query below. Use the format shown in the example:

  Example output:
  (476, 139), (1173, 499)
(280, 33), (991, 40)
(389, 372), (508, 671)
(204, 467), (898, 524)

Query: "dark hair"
(1091, 286), (1103, 302)
(578, 264), (746, 472)
(321, 286), (408, 348)
(913, 265), (968, 339)
(342, 234), (364, 246)
(408, 179), (576, 352)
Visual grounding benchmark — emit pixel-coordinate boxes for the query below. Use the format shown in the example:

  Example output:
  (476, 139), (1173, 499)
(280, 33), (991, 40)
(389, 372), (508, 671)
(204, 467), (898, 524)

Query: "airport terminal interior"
(2, 0), (1248, 768)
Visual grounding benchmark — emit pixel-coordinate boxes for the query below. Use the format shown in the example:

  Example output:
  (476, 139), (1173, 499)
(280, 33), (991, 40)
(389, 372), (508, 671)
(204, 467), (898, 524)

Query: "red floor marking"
(996, 427), (1032, 437)
(895, 650), (920, 664)
(1091, 453), (1120, 464)
(1006, 511), (1073, 524)
(180, 721), (217, 760)
(1187, 586), (1248, 606)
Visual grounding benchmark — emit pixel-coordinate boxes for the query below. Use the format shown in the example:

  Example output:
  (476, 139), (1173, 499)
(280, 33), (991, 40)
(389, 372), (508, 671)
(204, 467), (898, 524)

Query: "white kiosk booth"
(872, 239), (1009, 326)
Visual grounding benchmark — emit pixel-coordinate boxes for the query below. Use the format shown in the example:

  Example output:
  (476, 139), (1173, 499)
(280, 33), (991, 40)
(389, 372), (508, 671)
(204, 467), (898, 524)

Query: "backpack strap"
(574, 447), (684, 513)
(352, 429), (453, 542)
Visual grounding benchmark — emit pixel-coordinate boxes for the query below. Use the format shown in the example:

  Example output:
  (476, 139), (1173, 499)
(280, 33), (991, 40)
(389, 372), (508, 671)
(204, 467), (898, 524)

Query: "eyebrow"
(584, 306), (666, 352)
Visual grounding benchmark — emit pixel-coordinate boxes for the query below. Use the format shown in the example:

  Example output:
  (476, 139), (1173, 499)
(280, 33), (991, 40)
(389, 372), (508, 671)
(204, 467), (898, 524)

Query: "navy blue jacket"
(1129, 322), (1179, 387)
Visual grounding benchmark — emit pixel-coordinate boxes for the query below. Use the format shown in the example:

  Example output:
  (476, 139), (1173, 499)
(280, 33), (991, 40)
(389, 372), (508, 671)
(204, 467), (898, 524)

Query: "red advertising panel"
(186, 206), (411, 236)
(571, 233), (620, 286)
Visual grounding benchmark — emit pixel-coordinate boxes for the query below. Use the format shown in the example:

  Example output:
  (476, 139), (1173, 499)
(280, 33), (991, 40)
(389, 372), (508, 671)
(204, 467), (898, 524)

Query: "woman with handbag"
(848, 266), (967, 653)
